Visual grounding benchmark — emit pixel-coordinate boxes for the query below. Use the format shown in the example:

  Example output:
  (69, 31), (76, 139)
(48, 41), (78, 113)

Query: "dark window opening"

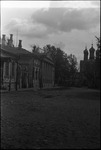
(5, 62), (9, 76)
(12, 62), (15, 77)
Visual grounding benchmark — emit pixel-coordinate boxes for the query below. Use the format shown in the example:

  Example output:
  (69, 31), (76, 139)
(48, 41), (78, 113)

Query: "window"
(5, 62), (9, 76)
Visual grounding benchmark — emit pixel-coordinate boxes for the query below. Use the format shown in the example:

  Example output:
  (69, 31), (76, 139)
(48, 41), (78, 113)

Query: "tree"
(95, 36), (100, 60)
(95, 36), (100, 49)
(95, 36), (100, 88)
(43, 44), (78, 86)
(31, 43), (78, 87)
(31, 45), (40, 53)
(67, 54), (78, 85)
(43, 44), (57, 62)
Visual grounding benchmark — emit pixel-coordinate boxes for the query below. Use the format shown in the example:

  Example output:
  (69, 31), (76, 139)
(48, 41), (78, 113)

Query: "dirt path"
(1, 87), (100, 149)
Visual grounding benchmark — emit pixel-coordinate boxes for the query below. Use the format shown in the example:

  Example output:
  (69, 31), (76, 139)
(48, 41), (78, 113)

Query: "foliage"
(43, 44), (78, 86)
(95, 36), (100, 60)
(31, 45), (40, 53)
(95, 36), (100, 50)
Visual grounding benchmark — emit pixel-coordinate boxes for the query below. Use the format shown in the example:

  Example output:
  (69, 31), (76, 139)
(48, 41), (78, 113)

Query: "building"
(40, 52), (55, 88)
(80, 44), (100, 88)
(0, 46), (18, 91)
(0, 34), (55, 91)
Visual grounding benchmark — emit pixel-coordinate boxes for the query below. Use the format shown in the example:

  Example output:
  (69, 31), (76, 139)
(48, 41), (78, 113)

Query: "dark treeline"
(32, 44), (78, 87)
(31, 36), (100, 89)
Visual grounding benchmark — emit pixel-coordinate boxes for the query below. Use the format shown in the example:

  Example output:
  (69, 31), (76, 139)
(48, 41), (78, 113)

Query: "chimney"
(2, 34), (6, 45)
(9, 34), (13, 47)
(18, 40), (22, 48)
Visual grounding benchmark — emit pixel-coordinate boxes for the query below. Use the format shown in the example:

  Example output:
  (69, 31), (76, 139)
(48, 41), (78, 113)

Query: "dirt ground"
(1, 87), (100, 149)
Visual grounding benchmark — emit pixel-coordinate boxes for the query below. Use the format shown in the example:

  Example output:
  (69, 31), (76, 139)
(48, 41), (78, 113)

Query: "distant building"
(0, 34), (55, 91)
(80, 44), (100, 89)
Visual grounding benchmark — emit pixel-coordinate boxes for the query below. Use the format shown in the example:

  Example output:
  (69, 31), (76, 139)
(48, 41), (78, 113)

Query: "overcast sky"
(1, 1), (100, 64)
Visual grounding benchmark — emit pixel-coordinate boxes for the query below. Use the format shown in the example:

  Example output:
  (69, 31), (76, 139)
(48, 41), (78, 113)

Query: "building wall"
(1, 54), (55, 91)
(80, 58), (100, 88)
(32, 58), (40, 89)
(1, 33), (55, 90)
(2, 60), (17, 90)
(41, 60), (54, 88)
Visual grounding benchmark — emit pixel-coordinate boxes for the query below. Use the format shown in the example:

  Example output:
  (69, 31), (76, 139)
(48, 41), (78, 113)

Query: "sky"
(1, 1), (100, 64)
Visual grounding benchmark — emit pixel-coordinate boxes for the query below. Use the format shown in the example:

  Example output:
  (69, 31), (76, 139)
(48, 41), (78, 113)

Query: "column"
(19, 65), (21, 89)
(3, 62), (6, 79)
(9, 61), (11, 91)
(15, 62), (18, 90)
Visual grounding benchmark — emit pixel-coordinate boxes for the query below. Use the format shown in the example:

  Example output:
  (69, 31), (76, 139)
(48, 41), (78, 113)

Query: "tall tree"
(31, 45), (40, 53)
(67, 54), (78, 84)
(95, 36), (100, 88)
(31, 43), (78, 86)
(95, 36), (100, 49)
(43, 44), (78, 86)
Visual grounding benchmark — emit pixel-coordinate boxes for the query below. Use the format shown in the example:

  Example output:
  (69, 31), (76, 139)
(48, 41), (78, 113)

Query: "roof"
(39, 53), (54, 65)
(0, 44), (54, 65)
(0, 47), (18, 59)
(1, 45), (31, 55)
(0, 50), (18, 62)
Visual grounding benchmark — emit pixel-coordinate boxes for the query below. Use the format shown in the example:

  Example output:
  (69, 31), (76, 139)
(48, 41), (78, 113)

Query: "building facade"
(80, 44), (100, 88)
(0, 49), (18, 91)
(0, 34), (55, 91)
